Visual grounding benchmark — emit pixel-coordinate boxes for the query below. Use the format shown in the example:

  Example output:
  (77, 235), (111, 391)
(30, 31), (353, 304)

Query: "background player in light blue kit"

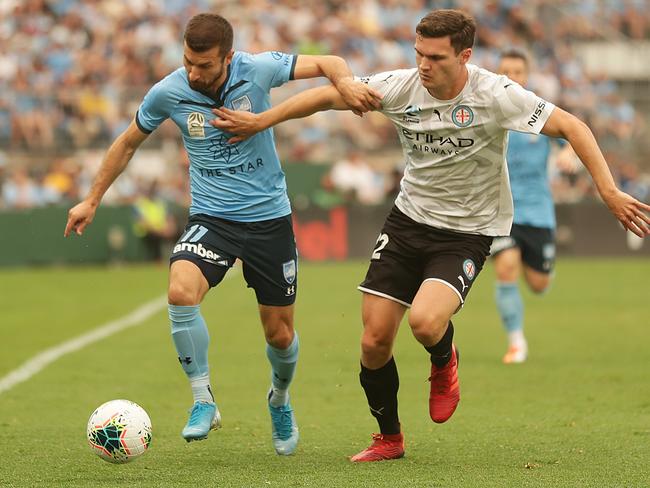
(64, 12), (381, 455)
(491, 50), (575, 364)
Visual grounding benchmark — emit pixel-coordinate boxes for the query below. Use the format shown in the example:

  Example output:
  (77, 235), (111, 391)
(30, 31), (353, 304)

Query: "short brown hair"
(184, 13), (233, 55)
(416, 9), (476, 54)
(500, 48), (529, 69)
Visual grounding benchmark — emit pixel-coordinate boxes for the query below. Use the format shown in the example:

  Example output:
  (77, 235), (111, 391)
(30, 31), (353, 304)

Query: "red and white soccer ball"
(87, 399), (152, 464)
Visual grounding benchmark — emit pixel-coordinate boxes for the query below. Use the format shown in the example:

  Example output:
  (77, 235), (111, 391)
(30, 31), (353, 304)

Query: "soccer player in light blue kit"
(64, 13), (381, 455)
(491, 50), (575, 364)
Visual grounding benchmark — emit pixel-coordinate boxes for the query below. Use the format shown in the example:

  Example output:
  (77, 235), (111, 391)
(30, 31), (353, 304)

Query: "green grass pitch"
(0, 259), (648, 487)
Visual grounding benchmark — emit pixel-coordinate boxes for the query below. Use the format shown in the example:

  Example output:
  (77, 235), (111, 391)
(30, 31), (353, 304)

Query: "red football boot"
(350, 433), (405, 462)
(428, 344), (460, 423)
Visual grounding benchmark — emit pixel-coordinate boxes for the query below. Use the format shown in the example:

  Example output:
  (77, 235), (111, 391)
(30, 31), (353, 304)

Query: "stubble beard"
(188, 66), (225, 98)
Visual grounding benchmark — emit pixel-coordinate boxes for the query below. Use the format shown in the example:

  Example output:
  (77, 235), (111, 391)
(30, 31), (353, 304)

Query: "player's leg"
(493, 243), (527, 364)
(409, 281), (461, 423)
(258, 303), (300, 455)
(260, 304), (297, 407)
(414, 231), (493, 422)
(522, 228), (555, 294)
(508, 226), (555, 363)
(350, 293), (406, 462)
(168, 217), (238, 441)
(242, 215), (300, 455)
(168, 260), (221, 441)
(523, 267), (552, 293)
(351, 207), (420, 462)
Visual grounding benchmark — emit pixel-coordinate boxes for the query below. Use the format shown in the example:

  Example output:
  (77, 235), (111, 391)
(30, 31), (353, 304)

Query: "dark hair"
(500, 48), (529, 68)
(184, 13), (233, 56)
(416, 9), (476, 54)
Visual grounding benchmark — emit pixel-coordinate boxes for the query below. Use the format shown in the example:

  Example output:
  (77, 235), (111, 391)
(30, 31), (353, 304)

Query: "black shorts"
(490, 224), (555, 273)
(358, 206), (493, 309)
(169, 213), (298, 306)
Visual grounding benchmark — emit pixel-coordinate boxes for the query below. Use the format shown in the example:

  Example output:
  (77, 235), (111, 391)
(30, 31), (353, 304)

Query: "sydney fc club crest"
(452, 105), (474, 127)
(463, 259), (476, 280)
(283, 259), (296, 284)
(231, 95), (252, 112)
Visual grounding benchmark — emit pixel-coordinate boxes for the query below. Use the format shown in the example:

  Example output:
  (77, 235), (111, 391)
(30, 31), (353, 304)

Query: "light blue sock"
(169, 304), (213, 404)
(495, 282), (524, 335)
(266, 332), (299, 407)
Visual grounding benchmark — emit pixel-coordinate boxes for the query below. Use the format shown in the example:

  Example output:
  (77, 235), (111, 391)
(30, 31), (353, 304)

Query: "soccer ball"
(87, 399), (152, 464)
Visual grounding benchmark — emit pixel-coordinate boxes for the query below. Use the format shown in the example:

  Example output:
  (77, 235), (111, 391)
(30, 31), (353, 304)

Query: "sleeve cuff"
(289, 54), (298, 81)
(135, 110), (153, 134)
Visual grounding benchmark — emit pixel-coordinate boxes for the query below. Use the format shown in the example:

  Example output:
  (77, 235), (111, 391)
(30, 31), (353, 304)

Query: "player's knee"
(495, 264), (518, 282)
(527, 274), (551, 294)
(167, 282), (200, 306)
(529, 281), (550, 295)
(361, 330), (393, 359)
(265, 325), (293, 349)
(408, 310), (448, 344)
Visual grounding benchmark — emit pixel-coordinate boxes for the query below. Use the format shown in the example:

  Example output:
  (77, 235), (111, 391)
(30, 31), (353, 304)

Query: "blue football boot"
(182, 401), (221, 442)
(268, 390), (299, 455)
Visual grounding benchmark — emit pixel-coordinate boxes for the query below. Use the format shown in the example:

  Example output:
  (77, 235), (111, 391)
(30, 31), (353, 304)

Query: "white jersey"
(359, 64), (555, 236)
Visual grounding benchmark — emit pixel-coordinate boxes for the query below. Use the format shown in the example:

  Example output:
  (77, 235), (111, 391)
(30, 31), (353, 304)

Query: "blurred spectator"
(132, 179), (178, 261)
(42, 157), (79, 204)
(618, 162), (650, 203)
(325, 149), (387, 205)
(2, 167), (42, 209)
(0, 0), (647, 209)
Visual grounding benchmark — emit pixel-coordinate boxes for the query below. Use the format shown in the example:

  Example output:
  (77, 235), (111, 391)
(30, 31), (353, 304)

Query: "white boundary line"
(0, 294), (168, 396)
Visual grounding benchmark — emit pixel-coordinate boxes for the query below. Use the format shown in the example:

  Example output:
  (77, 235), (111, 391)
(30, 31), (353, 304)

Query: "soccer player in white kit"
(210, 9), (650, 462)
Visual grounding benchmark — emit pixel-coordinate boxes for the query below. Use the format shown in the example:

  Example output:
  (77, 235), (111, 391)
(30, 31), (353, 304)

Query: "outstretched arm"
(64, 119), (149, 237)
(292, 55), (382, 115)
(542, 107), (650, 237)
(210, 85), (353, 143)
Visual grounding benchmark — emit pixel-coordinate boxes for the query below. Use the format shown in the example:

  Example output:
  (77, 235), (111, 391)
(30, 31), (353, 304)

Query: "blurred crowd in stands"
(1, 0), (649, 211)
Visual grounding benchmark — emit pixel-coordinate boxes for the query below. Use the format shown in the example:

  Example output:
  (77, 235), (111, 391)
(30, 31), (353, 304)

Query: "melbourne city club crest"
(452, 105), (474, 127)
(463, 259), (476, 281)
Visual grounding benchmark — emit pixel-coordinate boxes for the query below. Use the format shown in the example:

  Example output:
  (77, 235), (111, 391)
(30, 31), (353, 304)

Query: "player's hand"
(602, 189), (650, 238)
(334, 78), (383, 116)
(64, 200), (97, 237)
(210, 108), (262, 143)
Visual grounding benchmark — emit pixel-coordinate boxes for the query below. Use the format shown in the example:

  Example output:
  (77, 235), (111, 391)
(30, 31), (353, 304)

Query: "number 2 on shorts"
(371, 233), (389, 260)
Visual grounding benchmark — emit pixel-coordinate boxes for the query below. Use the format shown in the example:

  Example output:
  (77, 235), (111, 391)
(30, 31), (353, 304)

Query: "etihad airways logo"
(402, 128), (474, 155)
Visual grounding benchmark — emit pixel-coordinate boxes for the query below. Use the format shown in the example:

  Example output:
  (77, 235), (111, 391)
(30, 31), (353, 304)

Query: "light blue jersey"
(136, 51), (297, 222)
(506, 131), (564, 229)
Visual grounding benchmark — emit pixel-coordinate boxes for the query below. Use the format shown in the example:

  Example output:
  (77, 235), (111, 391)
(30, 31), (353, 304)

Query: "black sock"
(359, 357), (400, 435)
(425, 321), (454, 367)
